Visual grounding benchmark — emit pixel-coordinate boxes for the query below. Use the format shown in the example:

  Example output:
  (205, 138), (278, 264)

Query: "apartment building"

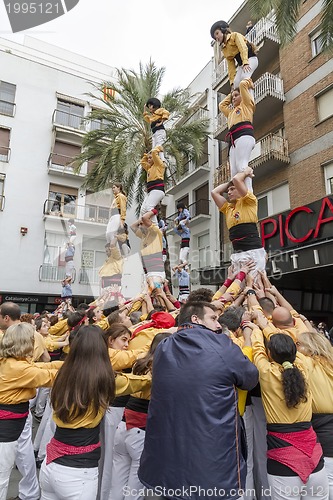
(0, 36), (138, 313)
(213, 0), (333, 322)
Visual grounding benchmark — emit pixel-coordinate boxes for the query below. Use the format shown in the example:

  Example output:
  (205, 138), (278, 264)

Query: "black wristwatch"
(246, 289), (256, 296)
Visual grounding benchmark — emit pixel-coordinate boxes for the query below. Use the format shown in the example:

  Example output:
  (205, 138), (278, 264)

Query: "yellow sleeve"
(262, 322), (280, 340)
(49, 318), (68, 336)
(251, 328), (271, 373)
(226, 281), (241, 299)
(219, 93), (232, 117)
(151, 147), (164, 167)
(116, 194), (127, 223)
(109, 348), (147, 371)
(44, 337), (60, 352)
(34, 360), (63, 370)
(129, 300), (143, 313)
(33, 332), (47, 361)
(115, 372), (151, 396)
(226, 57), (237, 86)
(140, 154), (150, 172)
(212, 290), (223, 301)
(20, 362), (61, 388)
(238, 345), (253, 417)
(96, 317), (109, 331)
(234, 32), (249, 66)
(219, 201), (229, 215)
(159, 108), (170, 121)
(143, 112), (152, 123)
(239, 78), (254, 109)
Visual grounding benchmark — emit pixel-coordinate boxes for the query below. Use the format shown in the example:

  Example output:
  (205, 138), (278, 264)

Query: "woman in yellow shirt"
(106, 182), (127, 244)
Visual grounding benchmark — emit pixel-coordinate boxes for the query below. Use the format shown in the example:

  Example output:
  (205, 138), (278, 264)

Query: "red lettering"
(278, 214), (284, 247)
(314, 197), (333, 238)
(260, 218), (278, 247)
(285, 206), (314, 243)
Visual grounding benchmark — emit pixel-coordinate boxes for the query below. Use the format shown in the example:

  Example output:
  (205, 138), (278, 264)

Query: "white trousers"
(231, 248), (267, 275)
(229, 135), (256, 192)
(40, 460), (98, 500)
(243, 406), (256, 500)
(179, 246), (190, 264)
(34, 387), (50, 418)
(152, 129), (166, 161)
(98, 406), (125, 500)
(267, 467), (329, 500)
(16, 411), (40, 500)
(110, 421), (145, 500)
(65, 259), (74, 277)
(106, 214), (121, 244)
(252, 397), (271, 500)
(233, 56), (259, 92)
(324, 457), (333, 500)
(33, 399), (55, 461)
(0, 440), (18, 500)
(140, 190), (165, 225)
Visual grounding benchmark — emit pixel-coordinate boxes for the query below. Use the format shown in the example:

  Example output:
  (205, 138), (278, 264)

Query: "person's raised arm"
(232, 167), (254, 198)
(219, 93), (232, 117)
(211, 180), (230, 210)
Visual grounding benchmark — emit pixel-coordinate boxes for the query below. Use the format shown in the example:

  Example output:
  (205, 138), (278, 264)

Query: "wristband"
(151, 208), (158, 215)
(223, 278), (233, 288)
(235, 271), (246, 282)
(246, 289), (256, 296)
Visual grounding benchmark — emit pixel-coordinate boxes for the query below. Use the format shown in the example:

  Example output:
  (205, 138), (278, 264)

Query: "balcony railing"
(48, 152), (80, 173)
(254, 73), (284, 103)
(43, 199), (111, 224)
(214, 163), (230, 188)
(0, 146), (10, 162)
(39, 264), (76, 282)
(166, 199), (210, 226)
(79, 268), (100, 285)
(246, 17), (280, 46)
(0, 194), (5, 211)
(213, 59), (229, 88)
(52, 109), (86, 130)
(0, 99), (15, 117)
(249, 134), (289, 169)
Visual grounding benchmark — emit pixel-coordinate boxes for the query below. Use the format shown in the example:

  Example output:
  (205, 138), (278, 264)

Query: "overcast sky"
(0, 0), (244, 92)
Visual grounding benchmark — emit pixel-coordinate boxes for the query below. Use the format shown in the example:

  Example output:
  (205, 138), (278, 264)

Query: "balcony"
(79, 268), (100, 285)
(0, 99), (15, 117)
(39, 264), (76, 282)
(213, 163), (230, 188)
(166, 199), (211, 229)
(246, 17), (280, 68)
(213, 73), (285, 140)
(0, 146), (10, 162)
(212, 17), (280, 93)
(48, 152), (84, 177)
(249, 134), (290, 178)
(43, 199), (111, 224)
(52, 109), (86, 132)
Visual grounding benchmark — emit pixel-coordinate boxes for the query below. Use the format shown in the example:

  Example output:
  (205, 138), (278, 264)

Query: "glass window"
(198, 232), (211, 268)
(258, 196), (268, 219)
(55, 99), (84, 129)
(310, 31), (324, 57)
(0, 128), (10, 162)
(317, 87), (333, 122)
(0, 173), (5, 210)
(258, 184), (290, 219)
(0, 81), (16, 116)
(47, 184), (77, 216)
(323, 162), (333, 194)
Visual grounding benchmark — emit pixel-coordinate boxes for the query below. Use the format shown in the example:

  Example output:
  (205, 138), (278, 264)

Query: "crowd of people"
(1, 17), (333, 500)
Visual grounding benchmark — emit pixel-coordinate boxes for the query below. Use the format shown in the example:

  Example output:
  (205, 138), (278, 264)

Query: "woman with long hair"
(106, 182), (127, 244)
(110, 332), (172, 500)
(249, 328), (329, 500)
(296, 332), (333, 499)
(0, 323), (62, 500)
(39, 325), (151, 500)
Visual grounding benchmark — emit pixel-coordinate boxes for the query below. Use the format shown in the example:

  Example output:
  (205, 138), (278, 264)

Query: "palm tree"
(75, 61), (209, 212)
(248, 0), (333, 50)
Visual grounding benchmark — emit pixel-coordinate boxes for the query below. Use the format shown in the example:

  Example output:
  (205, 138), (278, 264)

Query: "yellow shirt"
(251, 328), (312, 424)
(262, 317), (308, 343)
(99, 246), (123, 278)
(219, 79), (255, 128)
(109, 348), (147, 371)
(140, 146), (165, 182)
(49, 318), (69, 337)
(0, 358), (62, 404)
(220, 191), (258, 229)
(221, 32), (252, 85)
(53, 372), (152, 428)
(110, 192), (127, 223)
(135, 224), (163, 256)
(301, 356), (333, 414)
(143, 107), (170, 125)
(212, 280), (241, 302)
(33, 331), (47, 361)
(129, 327), (167, 351)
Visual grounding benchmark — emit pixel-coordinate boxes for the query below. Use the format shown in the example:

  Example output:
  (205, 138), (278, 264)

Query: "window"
(50, 141), (81, 170)
(257, 184), (290, 219)
(316, 87), (333, 122)
(79, 237), (106, 284)
(43, 232), (67, 266)
(176, 195), (189, 210)
(0, 128), (10, 162)
(310, 30), (324, 57)
(0, 173), (5, 210)
(194, 183), (209, 216)
(54, 99), (85, 129)
(47, 183), (78, 217)
(323, 162), (333, 194)
(198, 232), (211, 268)
(0, 81), (16, 117)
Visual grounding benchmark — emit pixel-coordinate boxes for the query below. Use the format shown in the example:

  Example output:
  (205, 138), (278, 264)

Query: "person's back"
(139, 323), (258, 498)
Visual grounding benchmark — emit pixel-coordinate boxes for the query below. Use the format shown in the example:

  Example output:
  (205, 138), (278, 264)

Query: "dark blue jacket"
(139, 324), (259, 499)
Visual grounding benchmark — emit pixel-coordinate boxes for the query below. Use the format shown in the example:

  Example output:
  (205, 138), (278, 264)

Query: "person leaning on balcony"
(210, 20), (258, 91)
(220, 78), (256, 192)
(211, 166), (266, 275)
(106, 182), (127, 244)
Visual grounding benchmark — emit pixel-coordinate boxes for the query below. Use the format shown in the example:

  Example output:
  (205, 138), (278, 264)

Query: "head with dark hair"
(67, 311), (86, 330)
(178, 301), (219, 331)
(76, 303), (89, 313)
(133, 332), (172, 375)
(51, 325), (115, 423)
(49, 316), (59, 327)
(146, 306), (165, 320)
(268, 334), (308, 408)
(0, 302), (21, 328)
(102, 301), (119, 317)
(258, 297), (275, 317)
(108, 309), (132, 328)
(20, 313), (35, 325)
(146, 97), (161, 109)
(130, 311), (142, 325)
(87, 306), (103, 325)
(218, 306), (245, 332)
(187, 288), (214, 303)
(210, 20), (230, 39)
(176, 202), (185, 211)
(103, 323), (131, 350)
(112, 182), (125, 195)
